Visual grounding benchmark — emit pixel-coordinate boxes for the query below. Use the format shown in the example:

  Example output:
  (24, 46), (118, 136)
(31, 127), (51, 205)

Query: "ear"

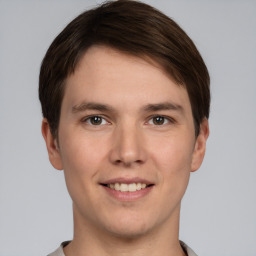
(191, 118), (209, 172)
(41, 118), (63, 170)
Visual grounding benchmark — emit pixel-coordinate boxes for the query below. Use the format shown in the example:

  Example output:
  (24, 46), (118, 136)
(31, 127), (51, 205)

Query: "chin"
(106, 224), (150, 239)
(100, 212), (157, 239)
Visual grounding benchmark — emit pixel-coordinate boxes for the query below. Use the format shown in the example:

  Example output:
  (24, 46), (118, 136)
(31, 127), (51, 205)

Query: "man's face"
(43, 45), (208, 238)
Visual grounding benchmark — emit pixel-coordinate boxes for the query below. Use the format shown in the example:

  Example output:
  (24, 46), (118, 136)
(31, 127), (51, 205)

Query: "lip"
(99, 177), (154, 201)
(101, 185), (154, 201)
(101, 177), (153, 185)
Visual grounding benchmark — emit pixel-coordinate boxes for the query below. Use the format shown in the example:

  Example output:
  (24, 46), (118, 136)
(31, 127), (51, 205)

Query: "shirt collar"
(48, 240), (198, 256)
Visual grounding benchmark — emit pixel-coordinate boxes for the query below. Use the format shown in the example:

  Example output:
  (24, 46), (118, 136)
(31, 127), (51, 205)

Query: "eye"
(83, 115), (108, 126)
(148, 115), (172, 126)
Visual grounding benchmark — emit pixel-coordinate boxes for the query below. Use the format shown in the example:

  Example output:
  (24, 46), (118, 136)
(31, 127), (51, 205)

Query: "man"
(39, 1), (210, 255)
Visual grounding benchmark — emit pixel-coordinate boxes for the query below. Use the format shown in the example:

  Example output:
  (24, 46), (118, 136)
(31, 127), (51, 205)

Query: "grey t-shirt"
(48, 241), (197, 256)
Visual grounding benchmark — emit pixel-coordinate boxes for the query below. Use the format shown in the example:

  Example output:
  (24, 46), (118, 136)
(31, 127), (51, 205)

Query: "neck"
(64, 204), (186, 256)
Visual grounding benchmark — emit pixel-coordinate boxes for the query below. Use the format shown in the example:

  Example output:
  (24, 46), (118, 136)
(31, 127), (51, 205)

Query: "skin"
(42, 45), (209, 256)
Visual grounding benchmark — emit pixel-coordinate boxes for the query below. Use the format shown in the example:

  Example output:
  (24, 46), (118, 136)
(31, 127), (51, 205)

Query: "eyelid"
(81, 115), (110, 125)
(80, 114), (175, 126)
(146, 115), (176, 125)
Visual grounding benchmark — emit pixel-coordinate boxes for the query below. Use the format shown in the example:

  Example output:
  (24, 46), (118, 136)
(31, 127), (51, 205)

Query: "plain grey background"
(0, 0), (255, 255)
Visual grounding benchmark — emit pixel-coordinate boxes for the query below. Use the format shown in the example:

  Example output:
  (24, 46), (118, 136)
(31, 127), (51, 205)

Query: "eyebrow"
(142, 102), (183, 113)
(72, 101), (183, 114)
(72, 102), (115, 113)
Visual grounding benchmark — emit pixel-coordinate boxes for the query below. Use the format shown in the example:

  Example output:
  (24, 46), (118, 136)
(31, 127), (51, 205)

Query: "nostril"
(113, 159), (144, 167)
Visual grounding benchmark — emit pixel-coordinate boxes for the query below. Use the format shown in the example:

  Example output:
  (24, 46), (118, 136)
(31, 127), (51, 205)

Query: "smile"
(100, 180), (154, 201)
(107, 183), (148, 192)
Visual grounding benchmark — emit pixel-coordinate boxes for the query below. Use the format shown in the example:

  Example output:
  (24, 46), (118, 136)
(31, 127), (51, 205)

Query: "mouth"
(100, 182), (154, 192)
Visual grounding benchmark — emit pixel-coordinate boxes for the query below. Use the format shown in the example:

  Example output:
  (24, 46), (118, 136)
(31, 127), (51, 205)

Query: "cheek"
(57, 131), (106, 196)
(59, 129), (107, 173)
(152, 134), (194, 173)
(58, 133), (106, 211)
(150, 134), (194, 196)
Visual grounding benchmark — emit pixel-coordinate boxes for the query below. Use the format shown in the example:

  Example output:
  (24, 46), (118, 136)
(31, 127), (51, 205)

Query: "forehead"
(62, 45), (192, 116)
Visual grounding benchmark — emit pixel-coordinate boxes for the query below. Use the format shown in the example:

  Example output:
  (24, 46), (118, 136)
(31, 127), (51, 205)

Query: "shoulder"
(47, 241), (70, 256)
(180, 241), (198, 256)
(48, 240), (197, 256)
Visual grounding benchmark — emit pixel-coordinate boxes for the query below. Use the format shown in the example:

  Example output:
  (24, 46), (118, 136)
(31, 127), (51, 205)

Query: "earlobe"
(41, 118), (63, 170)
(191, 118), (209, 172)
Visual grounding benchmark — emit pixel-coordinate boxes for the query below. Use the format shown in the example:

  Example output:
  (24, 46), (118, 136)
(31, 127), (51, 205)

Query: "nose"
(109, 123), (147, 167)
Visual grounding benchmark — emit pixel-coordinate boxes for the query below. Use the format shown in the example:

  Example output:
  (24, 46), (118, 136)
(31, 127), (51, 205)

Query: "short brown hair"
(39, 0), (210, 138)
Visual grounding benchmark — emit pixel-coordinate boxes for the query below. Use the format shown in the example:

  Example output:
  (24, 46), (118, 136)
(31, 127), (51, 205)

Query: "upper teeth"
(108, 183), (147, 192)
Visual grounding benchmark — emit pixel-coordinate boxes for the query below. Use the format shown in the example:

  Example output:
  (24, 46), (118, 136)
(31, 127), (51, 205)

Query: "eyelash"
(81, 115), (109, 126)
(81, 115), (175, 126)
(147, 115), (175, 126)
